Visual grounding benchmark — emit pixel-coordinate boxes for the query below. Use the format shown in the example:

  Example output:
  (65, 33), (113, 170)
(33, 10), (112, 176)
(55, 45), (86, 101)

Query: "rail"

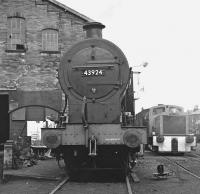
(48, 175), (134, 194)
(126, 175), (134, 194)
(163, 156), (200, 180)
(48, 176), (70, 194)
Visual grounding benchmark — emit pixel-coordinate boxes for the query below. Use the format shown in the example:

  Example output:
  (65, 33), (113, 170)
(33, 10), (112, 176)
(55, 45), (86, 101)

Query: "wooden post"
(3, 140), (14, 169)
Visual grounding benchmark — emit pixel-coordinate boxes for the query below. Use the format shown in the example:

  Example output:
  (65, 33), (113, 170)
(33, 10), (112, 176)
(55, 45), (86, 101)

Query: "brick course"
(0, 0), (93, 139)
(0, 0), (89, 92)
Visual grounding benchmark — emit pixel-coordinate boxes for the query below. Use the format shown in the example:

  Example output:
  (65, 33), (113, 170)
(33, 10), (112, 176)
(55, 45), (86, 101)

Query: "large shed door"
(0, 94), (9, 144)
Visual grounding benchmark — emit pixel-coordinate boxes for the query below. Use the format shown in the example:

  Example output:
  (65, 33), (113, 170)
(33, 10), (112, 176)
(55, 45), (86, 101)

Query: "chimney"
(83, 22), (105, 39)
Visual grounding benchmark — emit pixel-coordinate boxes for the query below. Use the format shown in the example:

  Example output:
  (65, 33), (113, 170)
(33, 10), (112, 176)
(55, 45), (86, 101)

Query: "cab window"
(152, 107), (165, 115)
(169, 107), (182, 114)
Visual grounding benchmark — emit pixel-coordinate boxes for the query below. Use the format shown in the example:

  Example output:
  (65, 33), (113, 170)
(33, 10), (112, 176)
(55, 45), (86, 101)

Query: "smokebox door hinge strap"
(81, 96), (88, 128)
(82, 96), (89, 147)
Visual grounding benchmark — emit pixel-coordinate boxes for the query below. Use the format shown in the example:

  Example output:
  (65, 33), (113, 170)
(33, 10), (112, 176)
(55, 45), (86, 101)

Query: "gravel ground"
(0, 178), (59, 194)
(132, 153), (200, 194)
(2, 150), (200, 194)
(57, 182), (127, 194)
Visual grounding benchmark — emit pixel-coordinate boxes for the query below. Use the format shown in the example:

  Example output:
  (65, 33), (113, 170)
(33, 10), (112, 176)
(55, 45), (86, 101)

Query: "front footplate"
(50, 124), (147, 145)
(41, 124), (147, 148)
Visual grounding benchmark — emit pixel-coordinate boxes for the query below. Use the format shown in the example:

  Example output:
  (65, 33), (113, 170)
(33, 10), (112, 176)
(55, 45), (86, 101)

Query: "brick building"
(0, 0), (94, 142)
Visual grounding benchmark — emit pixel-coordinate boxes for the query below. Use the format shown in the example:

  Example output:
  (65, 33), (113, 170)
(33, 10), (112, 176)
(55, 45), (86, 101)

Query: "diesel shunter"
(136, 104), (196, 153)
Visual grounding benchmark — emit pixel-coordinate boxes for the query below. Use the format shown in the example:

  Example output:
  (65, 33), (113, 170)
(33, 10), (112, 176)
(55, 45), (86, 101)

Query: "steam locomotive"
(41, 22), (146, 176)
(136, 104), (196, 153)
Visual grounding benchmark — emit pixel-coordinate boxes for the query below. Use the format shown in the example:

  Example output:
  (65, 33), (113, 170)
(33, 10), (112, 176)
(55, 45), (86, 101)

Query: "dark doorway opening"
(171, 138), (178, 153)
(0, 94), (9, 149)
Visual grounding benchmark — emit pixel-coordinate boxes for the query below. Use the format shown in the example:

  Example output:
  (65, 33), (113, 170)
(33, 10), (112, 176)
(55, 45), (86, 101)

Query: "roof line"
(46, 0), (95, 22)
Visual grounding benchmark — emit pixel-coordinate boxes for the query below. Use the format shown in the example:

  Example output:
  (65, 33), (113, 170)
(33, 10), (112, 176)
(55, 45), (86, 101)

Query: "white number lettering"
(88, 70), (91, 75)
(83, 70), (87, 76)
(91, 70), (95, 75)
(99, 70), (103, 75)
(82, 69), (104, 76)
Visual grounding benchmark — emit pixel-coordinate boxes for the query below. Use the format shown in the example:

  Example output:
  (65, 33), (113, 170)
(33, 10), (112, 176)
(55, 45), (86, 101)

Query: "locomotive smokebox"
(83, 22), (105, 39)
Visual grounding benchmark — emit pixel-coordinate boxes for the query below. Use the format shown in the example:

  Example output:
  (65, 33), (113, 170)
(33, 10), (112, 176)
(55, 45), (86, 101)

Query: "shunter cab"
(136, 104), (196, 153)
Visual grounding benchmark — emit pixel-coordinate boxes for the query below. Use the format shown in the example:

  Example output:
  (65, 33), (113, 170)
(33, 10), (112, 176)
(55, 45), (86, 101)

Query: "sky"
(59, 0), (200, 113)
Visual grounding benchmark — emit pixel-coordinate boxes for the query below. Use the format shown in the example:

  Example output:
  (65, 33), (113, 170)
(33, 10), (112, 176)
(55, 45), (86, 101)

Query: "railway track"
(186, 152), (200, 160)
(48, 175), (134, 194)
(185, 155), (200, 163)
(163, 156), (200, 180)
(49, 176), (70, 194)
(126, 175), (134, 194)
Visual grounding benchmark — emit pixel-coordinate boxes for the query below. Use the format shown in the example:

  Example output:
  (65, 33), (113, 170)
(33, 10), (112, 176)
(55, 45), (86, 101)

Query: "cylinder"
(83, 22), (105, 39)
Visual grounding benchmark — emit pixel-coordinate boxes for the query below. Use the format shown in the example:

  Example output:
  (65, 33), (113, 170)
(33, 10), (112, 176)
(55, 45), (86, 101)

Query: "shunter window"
(42, 29), (58, 52)
(169, 107), (183, 114)
(153, 107), (165, 115)
(7, 12), (26, 51)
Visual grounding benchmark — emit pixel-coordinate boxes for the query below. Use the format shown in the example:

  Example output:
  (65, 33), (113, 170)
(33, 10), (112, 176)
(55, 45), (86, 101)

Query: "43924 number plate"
(82, 69), (105, 76)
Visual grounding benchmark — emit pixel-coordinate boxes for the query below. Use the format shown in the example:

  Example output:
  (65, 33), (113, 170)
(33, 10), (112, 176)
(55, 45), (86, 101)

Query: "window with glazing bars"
(7, 16), (26, 51)
(42, 29), (58, 51)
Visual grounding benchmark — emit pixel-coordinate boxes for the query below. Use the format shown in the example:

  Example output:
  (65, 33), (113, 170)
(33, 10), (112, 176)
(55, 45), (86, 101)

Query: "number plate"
(82, 69), (105, 77)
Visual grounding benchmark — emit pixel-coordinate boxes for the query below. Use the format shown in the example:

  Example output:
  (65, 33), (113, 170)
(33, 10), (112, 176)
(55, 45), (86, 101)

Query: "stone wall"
(0, 0), (91, 139)
(0, 0), (87, 93)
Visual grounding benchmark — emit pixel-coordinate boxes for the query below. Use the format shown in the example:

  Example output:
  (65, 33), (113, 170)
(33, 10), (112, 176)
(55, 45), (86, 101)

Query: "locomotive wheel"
(152, 146), (158, 152)
(63, 146), (88, 177)
(64, 155), (78, 177)
(62, 146), (138, 178)
(95, 145), (130, 176)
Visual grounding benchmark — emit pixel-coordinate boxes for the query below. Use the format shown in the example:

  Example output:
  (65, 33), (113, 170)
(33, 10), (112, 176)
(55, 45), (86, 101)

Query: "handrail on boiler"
(82, 96), (89, 147)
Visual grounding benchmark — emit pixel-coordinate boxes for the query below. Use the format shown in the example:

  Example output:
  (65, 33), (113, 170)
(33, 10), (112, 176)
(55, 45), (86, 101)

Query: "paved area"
(3, 158), (66, 181)
(1, 146), (200, 194)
